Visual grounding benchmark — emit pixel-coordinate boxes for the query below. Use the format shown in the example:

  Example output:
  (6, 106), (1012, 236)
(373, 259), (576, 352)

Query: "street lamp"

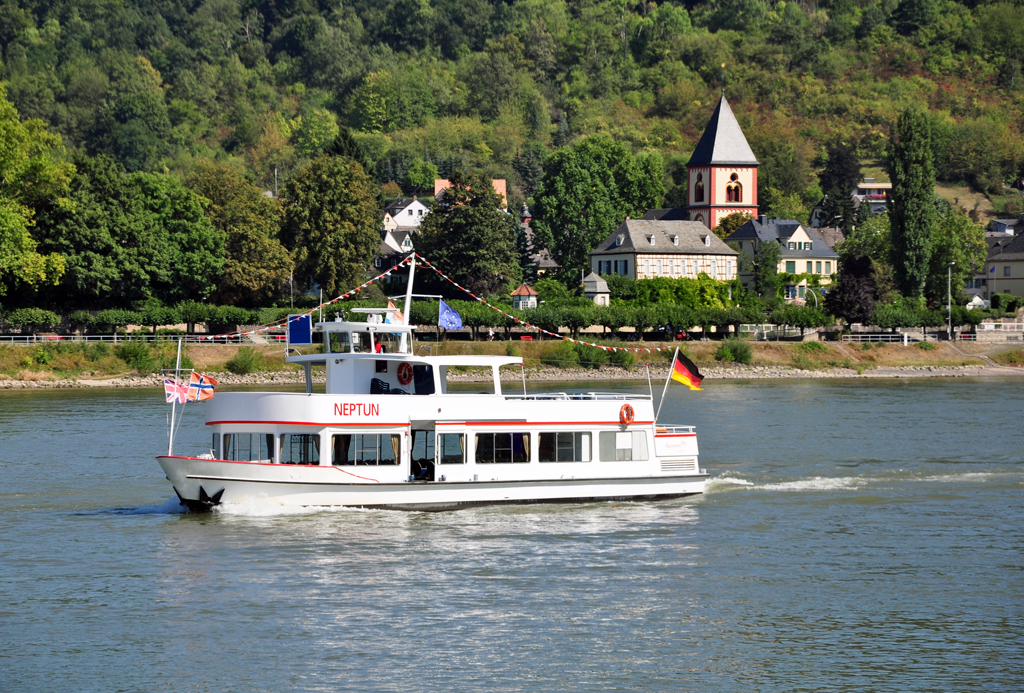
(947, 262), (956, 341)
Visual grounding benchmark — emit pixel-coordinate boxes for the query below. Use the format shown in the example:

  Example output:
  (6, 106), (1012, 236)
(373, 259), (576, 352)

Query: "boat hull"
(158, 456), (707, 511)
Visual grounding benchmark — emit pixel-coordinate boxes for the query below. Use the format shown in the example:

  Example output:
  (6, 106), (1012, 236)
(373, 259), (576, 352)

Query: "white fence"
(841, 333), (938, 344)
(0, 334), (277, 346)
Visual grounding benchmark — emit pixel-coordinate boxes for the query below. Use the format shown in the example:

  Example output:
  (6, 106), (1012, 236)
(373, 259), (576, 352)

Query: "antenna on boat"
(654, 346), (679, 424)
(399, 253), (416, 353)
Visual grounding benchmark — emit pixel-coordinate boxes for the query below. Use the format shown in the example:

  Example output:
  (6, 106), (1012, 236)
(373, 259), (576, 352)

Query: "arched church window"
(694, 173), (704, 203)
(726, 173), (743, 203)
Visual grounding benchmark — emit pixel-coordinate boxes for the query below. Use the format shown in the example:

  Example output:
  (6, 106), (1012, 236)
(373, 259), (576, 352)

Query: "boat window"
(475, 433), (530, 463)
(280, 433), (320, 465)
(331, 434), (400, 466)
(413, 365), (434, 395)
(412, 430), (435, 466)
(539, 432), (591, 462)
(598, 431), (649, 461)
(212, 433), (218, 457)
(223, 433), (274, 462)
(437, 433), (465, 464)
(328, 332), (351, 353)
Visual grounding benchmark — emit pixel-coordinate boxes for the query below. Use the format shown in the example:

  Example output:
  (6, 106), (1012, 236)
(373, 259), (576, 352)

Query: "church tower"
(686, 96), (759, 230)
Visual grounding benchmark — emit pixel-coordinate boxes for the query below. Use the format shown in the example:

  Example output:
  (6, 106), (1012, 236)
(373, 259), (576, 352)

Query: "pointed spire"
(688, 96), (759, 167)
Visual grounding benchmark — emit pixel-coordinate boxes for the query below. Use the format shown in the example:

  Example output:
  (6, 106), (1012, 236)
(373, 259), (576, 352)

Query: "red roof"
(511, 283), (538, 296)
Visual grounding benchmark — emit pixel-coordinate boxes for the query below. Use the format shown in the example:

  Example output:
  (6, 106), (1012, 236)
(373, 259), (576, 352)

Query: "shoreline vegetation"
(3, 341), (1023, 390)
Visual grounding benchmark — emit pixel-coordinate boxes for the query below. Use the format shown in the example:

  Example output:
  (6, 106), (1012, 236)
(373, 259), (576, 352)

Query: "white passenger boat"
(158, 260), (706, 511)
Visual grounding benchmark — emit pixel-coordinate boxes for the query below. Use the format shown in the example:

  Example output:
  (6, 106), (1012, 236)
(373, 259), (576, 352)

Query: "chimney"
(759, 214), (767, 225)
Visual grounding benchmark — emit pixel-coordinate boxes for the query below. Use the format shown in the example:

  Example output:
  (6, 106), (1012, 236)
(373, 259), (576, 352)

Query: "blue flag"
(439, 299), (463, 329)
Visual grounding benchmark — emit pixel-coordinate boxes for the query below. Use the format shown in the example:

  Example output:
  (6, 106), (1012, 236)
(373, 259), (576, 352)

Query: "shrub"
(539, 340), (579, 368)
(715, 337), (753, 364)
(115, 342), (157, 373)
(226, 346), (265, 375)
(608, 348), (636, 369)
(87, 342), (110, 361)
(574, 343), (610, 369)
(799, 341), (828, 353)
(505, 343), (521, 357)
(33, 346), (53, 365)
(916, 341), (937, 350)
(791, 353), (814, 370)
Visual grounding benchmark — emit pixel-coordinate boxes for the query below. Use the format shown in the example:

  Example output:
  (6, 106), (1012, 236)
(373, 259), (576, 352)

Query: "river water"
(1, 379), (1021, 692)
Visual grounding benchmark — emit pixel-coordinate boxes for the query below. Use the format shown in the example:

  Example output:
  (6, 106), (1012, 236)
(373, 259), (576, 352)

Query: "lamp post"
(947, 262), (955, 341)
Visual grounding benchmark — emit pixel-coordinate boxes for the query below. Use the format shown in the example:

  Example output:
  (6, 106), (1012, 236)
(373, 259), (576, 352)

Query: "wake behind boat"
(157, 256), (707, 511)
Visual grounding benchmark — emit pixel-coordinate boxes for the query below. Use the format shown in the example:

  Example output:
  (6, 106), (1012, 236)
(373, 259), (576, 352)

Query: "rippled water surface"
(1, 379), (1022, 692)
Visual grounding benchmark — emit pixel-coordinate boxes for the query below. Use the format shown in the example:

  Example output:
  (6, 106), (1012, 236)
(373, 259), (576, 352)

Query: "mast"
(399, 253), (416, 353)
(168, 338), (182, 455)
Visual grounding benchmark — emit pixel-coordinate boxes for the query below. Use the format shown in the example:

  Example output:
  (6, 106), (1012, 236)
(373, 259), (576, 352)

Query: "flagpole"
(400, 253), (416, 353)
(169, 338), (182, 455)
(654, 346), (679, 424)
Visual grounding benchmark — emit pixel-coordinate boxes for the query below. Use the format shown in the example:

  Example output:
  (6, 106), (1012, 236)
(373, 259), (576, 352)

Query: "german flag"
(671, 351), (704, 391)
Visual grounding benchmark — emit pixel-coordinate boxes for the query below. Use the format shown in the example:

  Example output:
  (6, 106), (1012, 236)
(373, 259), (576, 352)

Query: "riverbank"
(2, 362), (1022, 389)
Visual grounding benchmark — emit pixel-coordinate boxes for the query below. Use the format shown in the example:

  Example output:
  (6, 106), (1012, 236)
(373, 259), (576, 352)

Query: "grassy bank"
(2, 338), (1018, 382)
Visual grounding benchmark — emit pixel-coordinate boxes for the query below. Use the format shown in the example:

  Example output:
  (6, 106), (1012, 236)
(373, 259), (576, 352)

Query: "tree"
(714, 212), (751, 240)
(817, 141), (861, 235)
(0, 84), (70, 296)
(186, 162), (293, 307)
(404, 158), (439, 193)
(281, 156), (380, 298)
(825, 255), (878, 326)
(415, 169), (522, 296)
(924, 204), (986, 304)
(889, 108), (936, 298)
(532, 137), (664, 281)
(292, 109), (340, 156)
(745, 240), (782, 298)
(32, 153), (224, 307)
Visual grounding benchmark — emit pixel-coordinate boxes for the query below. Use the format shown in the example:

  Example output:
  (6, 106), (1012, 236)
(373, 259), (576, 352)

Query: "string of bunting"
(413, 253), (669, 354)
(194, 252), (667, 354)
(196, 256), (414, 340)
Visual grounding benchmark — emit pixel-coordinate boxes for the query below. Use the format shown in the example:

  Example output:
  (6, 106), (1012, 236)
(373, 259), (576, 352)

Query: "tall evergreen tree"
(817, 141), (861, 236)
(888, 108), (936, 298)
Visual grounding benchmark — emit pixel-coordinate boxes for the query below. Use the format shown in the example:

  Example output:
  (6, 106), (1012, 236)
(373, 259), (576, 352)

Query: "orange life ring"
(397, 362), (414, 385)
(619, 403), (635, 425)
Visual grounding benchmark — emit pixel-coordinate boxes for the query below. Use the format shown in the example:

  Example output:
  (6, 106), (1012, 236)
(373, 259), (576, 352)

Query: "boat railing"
(504, 392), (652, 401)
(654, 425), (696, 435)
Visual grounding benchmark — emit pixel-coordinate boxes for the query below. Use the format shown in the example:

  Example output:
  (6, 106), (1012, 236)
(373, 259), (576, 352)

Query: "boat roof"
(286, 352), (523, 367)
(316, 321), (413, 333)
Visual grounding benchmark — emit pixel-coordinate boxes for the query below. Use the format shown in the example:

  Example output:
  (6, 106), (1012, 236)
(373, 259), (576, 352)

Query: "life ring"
(397, 362), (414, 385)
(619, 404), (635, 425)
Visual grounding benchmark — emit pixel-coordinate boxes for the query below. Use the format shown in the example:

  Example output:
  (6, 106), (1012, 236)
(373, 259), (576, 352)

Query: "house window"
(539, 432), (591, 462)
(475, 433), (530, 463)
(408, 209), (413, 216)
(737, 241), (743, 250)
(694, 173), (705, 203)
(786, 261), (796, 273)
(728, 259), (735, 276)
(726, 173), (743, 202)
(825, 261), (831, 274)
(1005, 266), (1011, 277)
(671, 235), (679, 246)
(643, 259), (650, 275)
(648, 235), (656, 246)
(417, 209), (423, 216)
(807, 261), (813, 273)
(614, 235), (623, 247)
(816, 261), (822, 274)
(710, 260), (717, 278)
(788, 242), (795, 250)
(807, 242), (813, 250)
(798, 286), (806, 298)
(375, 257), (382, 267)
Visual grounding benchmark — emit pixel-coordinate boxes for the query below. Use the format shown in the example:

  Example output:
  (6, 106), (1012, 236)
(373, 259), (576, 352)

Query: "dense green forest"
(1, 0), (1023, 319)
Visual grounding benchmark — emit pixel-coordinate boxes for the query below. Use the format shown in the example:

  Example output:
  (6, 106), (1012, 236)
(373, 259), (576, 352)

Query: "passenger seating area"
(370, 378), (409, 395)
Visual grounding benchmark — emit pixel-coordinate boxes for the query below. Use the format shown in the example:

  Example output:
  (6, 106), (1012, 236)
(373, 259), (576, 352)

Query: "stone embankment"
(2, 364), (1022, 390)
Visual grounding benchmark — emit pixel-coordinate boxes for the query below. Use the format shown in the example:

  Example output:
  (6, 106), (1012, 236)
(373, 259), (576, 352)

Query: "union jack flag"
(163, 378), (189, 404)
